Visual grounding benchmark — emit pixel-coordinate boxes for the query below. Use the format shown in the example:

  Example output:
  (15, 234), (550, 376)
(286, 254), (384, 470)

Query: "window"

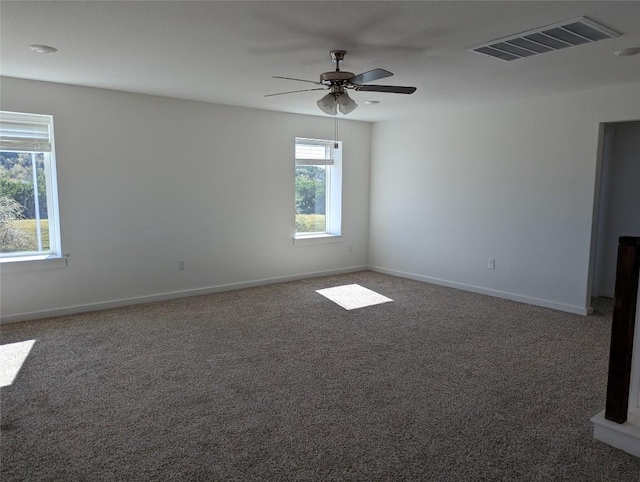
(294, 137), (342, 239)
(0, 111), (62, 261)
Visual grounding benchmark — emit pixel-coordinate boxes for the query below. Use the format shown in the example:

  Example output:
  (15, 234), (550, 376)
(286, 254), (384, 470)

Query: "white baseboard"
(592, 410), (640, 458)
(369, 266), (592, 315)
(1, 264), (594, 323)
(0, 266), (368, 324)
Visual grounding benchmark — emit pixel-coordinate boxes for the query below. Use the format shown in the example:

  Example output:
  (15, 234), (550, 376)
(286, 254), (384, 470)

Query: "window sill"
(293, 234), (344, 247)
(0, 255), (68, 273)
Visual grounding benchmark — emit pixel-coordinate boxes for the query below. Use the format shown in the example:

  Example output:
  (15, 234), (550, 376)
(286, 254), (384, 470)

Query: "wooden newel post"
(605, 236), (640, 424)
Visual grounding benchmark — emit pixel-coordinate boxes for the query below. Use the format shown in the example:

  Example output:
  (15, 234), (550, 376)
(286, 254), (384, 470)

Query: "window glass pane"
(0, 151), (48, 253)
(295, 165), (327, 234)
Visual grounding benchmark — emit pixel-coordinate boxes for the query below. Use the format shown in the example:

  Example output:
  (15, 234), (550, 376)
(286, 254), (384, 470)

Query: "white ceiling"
(1, 1), (639, 122)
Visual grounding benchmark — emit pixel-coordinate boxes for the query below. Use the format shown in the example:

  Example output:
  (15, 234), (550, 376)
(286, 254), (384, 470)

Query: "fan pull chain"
(334, 114), (339, 149)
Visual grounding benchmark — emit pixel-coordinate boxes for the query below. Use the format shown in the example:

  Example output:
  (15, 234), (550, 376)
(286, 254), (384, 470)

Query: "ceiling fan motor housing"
(320, 71), (355, 86)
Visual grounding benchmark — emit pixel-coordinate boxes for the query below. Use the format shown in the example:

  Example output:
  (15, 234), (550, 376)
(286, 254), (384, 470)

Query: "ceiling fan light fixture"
(337, 92), (357, 115)
(317, 93), (338, 115)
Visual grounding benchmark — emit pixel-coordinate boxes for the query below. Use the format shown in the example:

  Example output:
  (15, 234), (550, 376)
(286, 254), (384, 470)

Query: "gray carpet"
(2, 270), (639, 481)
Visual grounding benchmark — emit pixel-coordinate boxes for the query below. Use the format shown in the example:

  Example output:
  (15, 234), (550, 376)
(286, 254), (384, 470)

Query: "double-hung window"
(0, 111), (62, 261)
(294, 137), (342, 240)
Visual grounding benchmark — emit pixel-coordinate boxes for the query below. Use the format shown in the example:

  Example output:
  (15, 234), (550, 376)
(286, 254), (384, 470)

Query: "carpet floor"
(2, 270), (640, 481)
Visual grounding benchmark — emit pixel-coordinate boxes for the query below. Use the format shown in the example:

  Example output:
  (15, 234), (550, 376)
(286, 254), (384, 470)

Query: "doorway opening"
(588, 120), (640, 302)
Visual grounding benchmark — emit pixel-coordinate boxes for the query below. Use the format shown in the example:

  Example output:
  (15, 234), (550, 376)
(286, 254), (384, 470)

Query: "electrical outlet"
(488, 259), (495, 269)
(348, 245), (354, 252)
(178, 259), (185, 271)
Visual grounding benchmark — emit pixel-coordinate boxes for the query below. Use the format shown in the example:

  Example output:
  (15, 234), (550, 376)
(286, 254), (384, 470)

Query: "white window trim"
(294, 138), (342, 245)
(0, 111), (63, 262)
(293, 233), (344, 247)
(0, 254), (67, 273)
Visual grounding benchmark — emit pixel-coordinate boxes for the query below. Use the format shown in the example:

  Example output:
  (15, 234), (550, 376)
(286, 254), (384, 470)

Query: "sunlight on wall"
(316, 284), (393, 310)
(0, 340), (36, 387)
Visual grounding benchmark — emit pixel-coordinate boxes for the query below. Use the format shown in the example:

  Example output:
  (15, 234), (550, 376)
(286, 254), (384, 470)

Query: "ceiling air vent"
(469, 17), (620, 61)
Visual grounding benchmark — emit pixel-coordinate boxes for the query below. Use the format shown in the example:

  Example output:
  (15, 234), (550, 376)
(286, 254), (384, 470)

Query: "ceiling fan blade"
(273, 76), (322, 85)
(265, 88), (326, 97)
(348, 69), (393, 85)
(356, 85), (417, 94)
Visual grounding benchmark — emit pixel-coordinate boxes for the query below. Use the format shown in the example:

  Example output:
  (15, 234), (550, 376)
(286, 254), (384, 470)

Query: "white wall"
(369, 82), (640, 314)
(0, 77), (372, 321)
(597, 121), (640, 297)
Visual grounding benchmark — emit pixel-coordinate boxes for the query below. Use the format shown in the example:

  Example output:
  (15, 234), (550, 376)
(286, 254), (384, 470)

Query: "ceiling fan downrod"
(330, 50), (346, 72)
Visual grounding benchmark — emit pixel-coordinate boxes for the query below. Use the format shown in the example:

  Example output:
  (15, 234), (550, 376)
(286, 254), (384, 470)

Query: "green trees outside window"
(0, 152), (49, 253)
(295, 165), (327, 233)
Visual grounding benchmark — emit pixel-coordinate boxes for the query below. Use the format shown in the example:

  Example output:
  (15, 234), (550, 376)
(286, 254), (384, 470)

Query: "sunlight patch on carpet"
(316, 284), (393, 310)
(0, 340), (36, 387)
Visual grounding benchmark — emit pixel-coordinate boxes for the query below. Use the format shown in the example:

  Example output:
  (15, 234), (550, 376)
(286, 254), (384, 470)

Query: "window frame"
(0, 111), (63, 264)
(294, 137), (343, 246)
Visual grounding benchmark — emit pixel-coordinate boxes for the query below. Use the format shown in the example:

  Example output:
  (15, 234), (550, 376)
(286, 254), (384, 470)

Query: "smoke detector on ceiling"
(615, 47), (640, 57)
(29, 44), (58, 55)
(468, 17), (620, 62)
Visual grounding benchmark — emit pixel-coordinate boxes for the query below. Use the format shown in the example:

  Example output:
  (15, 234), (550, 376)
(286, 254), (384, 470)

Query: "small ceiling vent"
(469, 17), (620, 61)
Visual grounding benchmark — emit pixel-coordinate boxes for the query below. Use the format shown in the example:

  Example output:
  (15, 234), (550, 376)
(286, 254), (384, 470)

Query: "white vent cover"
(469, 17), (620, 61)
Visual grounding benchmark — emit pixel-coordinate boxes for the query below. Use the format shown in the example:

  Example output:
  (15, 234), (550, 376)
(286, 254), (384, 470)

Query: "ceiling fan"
(265, 50), (417, 115)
